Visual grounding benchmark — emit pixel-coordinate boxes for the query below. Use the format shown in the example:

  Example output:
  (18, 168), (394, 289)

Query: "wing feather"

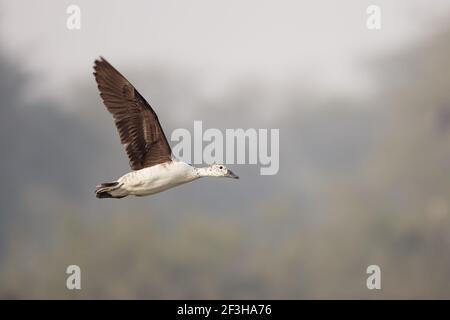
(93, 57), (172, 170)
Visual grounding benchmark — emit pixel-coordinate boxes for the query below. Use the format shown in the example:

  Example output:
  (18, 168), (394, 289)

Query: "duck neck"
(195, 166), (211, 178)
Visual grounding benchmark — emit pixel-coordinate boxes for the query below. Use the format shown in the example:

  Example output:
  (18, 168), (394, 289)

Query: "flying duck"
(94, 57), (238, 199)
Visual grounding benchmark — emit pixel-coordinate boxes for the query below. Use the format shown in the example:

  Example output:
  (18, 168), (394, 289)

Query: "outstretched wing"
(94, 57), (172, 170)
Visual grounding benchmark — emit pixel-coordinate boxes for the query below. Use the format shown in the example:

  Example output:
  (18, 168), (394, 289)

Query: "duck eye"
(219, 166), (223, 169)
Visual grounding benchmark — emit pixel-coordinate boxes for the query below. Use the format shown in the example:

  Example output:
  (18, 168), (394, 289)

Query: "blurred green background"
(1, 0), (450, 299)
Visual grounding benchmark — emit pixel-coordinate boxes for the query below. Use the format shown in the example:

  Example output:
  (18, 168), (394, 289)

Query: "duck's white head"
(197, 164), (239, 179)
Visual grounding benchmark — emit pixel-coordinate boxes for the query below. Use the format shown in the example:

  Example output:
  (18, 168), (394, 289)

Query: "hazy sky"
(1, 0), (450, 106)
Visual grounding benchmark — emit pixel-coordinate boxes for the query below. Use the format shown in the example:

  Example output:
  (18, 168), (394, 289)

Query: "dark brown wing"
(94, 57), (172, 170)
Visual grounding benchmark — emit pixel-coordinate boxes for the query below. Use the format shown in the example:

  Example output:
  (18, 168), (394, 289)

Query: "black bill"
(226, 169), (239, 179)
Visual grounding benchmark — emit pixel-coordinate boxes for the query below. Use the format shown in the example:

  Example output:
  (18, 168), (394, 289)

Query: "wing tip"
(93, 56), (109, 70)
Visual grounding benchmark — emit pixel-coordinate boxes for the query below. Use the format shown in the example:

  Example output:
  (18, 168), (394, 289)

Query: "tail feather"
(95, 182), (126, 199)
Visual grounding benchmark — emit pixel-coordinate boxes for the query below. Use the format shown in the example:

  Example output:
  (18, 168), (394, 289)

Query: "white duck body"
(112, 160), (199, 197)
